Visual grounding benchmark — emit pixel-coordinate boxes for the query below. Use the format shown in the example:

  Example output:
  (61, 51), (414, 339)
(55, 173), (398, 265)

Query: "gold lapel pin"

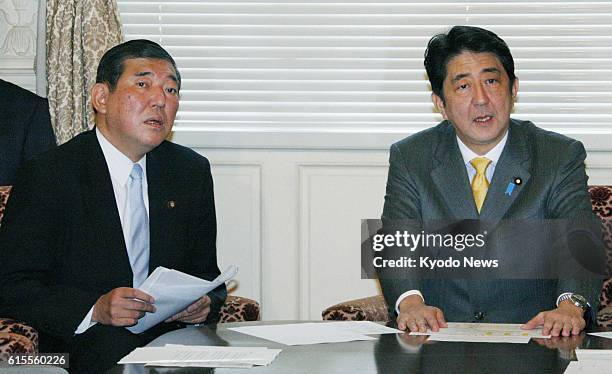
(167, 200), (176, 209)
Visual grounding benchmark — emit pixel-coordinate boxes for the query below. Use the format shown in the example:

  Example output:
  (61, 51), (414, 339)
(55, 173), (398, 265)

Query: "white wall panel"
(198, 149), (393, 320)
(298, 164), (387, 319)
(208, 163), (262, 302)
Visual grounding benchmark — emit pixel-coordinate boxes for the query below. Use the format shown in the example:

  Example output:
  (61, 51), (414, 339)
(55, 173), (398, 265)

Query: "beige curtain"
(46, 0), (123, 144)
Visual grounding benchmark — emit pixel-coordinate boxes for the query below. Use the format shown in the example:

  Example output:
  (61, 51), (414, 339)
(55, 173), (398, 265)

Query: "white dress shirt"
(74, 128), (149, 334)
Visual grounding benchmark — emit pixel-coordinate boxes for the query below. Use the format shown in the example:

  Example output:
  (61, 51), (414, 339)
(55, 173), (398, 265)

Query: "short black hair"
(96, 39), (181, 91)
(424, 26), (516, 101)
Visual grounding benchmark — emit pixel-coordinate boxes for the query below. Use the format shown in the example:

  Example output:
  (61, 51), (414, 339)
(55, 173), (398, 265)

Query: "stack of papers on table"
(118, 344), (281, 368)
(409, 322), (551, 344)
(127, 265), (238, 334)
(564, 349), (612, 374)
(228, 321), (402, 345)
(587, 331), (612, 339)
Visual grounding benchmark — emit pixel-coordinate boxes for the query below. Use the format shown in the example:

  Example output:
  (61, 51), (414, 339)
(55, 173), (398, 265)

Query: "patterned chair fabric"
(0, 319), (38, 361)
(0, 185), (259, 358)
(322, 295), (390, 323)
(0, 186), (35, 360)
(589, 186), (612, 328)
(0, 186), (11, 226)
(219, 296), (261, 323)
(322, 186), (612, 328)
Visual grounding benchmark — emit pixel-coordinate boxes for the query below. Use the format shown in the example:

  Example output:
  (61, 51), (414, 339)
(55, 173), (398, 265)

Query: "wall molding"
(209, 162), (263, 304)
(297, 163), (388, 319)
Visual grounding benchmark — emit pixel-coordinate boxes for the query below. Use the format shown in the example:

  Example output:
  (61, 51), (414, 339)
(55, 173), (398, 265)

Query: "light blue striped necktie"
(127, 164), (150, 288)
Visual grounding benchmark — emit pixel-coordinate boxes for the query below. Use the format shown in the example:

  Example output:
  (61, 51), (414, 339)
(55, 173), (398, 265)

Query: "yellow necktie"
(470, 157), (492, 213)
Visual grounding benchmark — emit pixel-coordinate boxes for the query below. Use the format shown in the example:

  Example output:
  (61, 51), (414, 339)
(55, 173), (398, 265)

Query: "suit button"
(474, 312), (486, 321)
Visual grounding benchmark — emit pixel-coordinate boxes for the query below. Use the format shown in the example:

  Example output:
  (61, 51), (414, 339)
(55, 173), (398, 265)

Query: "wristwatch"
(558, 293), (591, 313)
(569, 294), (591, 312)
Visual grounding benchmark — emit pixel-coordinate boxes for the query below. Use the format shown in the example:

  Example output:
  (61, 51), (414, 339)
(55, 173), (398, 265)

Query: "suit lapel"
(479, 120), (532, 223)
(430, 122), (479, 219)
(146, 144), (177, 272)
(80, 130), (133, 285)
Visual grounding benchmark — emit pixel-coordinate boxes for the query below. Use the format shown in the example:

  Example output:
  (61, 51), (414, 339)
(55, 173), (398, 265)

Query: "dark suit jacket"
(380, 119), (602, 324)
(0, 79), (56, 185)
(0, 129), (226, 342)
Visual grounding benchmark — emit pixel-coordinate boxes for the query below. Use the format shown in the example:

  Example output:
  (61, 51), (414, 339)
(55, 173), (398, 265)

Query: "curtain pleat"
(46, 0), (123, 144)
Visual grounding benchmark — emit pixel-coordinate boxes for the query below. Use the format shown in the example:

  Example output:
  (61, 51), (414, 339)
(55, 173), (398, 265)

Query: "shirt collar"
(456, 129), (508, 167)
(96, 128), (146, 186)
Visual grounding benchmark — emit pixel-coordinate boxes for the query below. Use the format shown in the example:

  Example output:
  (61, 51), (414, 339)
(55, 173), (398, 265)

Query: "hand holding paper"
(126, 265), (238, 334)
(93, 287), (157, 327)
(165, 295), (212, 324)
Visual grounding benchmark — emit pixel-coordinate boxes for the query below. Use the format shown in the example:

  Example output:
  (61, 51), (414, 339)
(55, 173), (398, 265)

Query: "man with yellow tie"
(380, 26), (601, 338)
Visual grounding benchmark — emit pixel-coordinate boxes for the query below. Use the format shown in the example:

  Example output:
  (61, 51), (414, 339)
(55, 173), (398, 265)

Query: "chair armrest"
(219, 295), (260, 323)
(0, 318), (38, 360)
(322, 295), (390, 323)
(600, 278), (612, 310)
(598, 305), (612, 329)
(0, 186), (12, 226)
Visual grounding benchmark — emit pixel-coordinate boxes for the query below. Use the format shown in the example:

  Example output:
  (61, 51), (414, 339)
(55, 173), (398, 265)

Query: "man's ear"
(511, 77), (519, 100)
(91, 83), (109, 114)
(432, 93), (448, 120)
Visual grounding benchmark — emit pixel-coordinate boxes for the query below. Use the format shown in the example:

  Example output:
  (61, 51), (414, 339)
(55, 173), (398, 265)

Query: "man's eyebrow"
(134, 71), (153, 77)
(482, 67), (501, 75)
(451, 73), (471, 83)
(450, 67), (501, 83)
(134, 71), (178, 83)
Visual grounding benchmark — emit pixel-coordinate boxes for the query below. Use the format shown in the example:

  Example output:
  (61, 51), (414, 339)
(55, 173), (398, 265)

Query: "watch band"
(557, 292), (572, 305)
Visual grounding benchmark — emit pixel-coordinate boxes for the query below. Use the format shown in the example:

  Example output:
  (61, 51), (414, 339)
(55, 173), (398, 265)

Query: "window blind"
(117, 1), (612, 138)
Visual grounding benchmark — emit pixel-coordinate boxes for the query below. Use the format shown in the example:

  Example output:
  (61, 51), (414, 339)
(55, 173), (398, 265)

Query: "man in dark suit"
(0, 40), (226, 372)
(379, 26), (601, 338)
(0, 79), (56, 185)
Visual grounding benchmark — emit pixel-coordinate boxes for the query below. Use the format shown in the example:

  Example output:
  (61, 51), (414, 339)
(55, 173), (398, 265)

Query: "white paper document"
(409, 322), (551, 344)
(565, 349), (612, 374)
(575, 349), (612, 361)
(564, 361), (612, 374)
(127, 265), (238, 334)
(425, 334), (530, 344)
(587, 331), (612, 339)
(324, 321), (403, 335)
(228, 321), (400, 346)
(118, 344), (280, 368)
